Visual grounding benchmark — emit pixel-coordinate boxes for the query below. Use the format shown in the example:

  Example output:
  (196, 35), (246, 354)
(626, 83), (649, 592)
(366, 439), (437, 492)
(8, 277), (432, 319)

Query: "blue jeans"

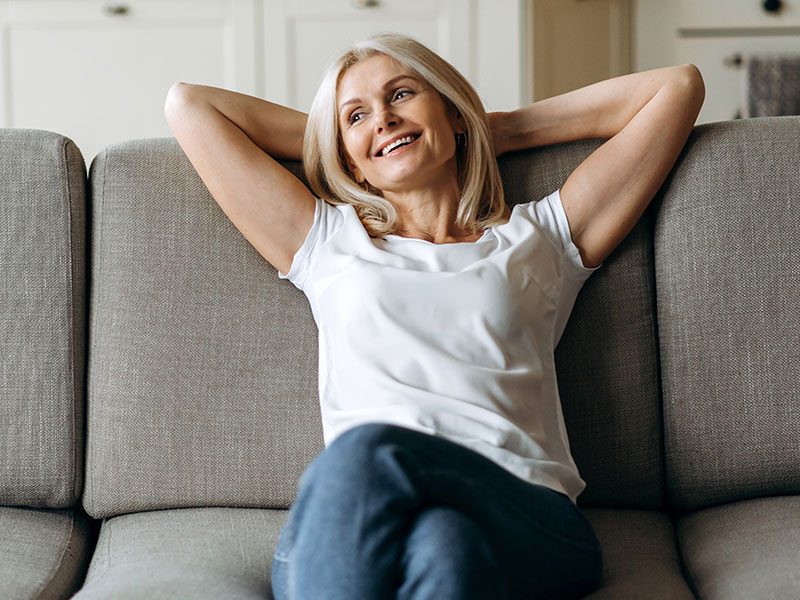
(271, 424), (602, 599)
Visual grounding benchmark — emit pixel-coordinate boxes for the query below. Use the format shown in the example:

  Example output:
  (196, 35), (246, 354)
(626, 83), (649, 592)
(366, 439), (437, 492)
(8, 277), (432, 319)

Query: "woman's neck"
(383, 176), (478, 243)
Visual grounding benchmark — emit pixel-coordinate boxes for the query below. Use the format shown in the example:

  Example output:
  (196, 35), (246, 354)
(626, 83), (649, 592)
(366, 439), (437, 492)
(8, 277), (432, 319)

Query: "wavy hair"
(303, 33), (509, 237)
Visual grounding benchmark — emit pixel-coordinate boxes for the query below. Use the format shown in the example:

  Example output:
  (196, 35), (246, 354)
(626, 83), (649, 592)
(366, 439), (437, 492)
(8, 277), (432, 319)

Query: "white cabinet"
(678, 0), (800, 31)
(263, 0), (470, 113)
(674, 0), (800, 123)
(263, 0), (525, 113)
(0, 0), (525, 164)
(0, 0), (256, 163)
(635, 0), (800, 124)
(675, 34), (800, 122)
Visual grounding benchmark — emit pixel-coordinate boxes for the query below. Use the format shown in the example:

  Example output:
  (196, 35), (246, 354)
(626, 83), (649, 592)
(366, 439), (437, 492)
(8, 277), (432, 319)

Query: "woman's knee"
(408, 506), (495, 564)
(399, 507), (506, 599)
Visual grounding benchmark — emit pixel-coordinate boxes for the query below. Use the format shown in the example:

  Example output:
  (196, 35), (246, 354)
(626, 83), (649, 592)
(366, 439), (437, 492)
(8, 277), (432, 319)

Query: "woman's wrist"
(487, 111), (515, 156)
(488, 108), (546, 156)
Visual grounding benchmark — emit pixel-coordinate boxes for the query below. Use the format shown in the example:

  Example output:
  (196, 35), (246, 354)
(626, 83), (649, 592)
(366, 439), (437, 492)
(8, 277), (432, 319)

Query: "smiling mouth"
(377, 134), (420, 157)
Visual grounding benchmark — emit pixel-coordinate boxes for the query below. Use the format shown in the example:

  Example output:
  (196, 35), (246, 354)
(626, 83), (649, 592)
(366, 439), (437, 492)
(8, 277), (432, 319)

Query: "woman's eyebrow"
(339, 75), (419, 112)
(381, 74), (418, 89)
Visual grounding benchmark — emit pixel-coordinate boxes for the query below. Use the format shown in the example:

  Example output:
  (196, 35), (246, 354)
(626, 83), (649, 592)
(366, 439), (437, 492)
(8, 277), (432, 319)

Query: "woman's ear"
(449, 105), (466, 135)
(344, 153), (365, 183)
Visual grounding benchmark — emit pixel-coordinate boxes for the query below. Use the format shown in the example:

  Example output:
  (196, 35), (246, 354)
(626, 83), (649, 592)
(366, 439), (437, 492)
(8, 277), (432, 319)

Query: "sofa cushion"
(83, 136), (664, 517)
(582, 508), (694, 599)
(677, 495), (800, 599)
(71, 504), (694, 600)
(83, 139), (323, 518)
(0, 129), (87, 507)
(0, 506), (92, 600)
(72, 507), (285, 600)
(654, 117), (800, 511)
(500, 143), (664, 509)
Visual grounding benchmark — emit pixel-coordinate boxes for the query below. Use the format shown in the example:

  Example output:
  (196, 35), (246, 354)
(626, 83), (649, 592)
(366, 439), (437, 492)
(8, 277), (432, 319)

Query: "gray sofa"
(1, 117), (798, 600)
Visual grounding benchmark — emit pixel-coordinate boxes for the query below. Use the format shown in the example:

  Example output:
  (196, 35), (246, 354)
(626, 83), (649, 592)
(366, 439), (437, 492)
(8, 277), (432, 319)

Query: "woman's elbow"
(164, 82), (194, 118)
(676, 64), (706, 112)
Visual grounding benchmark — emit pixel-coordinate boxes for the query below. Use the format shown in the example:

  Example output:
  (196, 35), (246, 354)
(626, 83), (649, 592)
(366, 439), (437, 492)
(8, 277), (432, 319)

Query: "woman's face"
(336, 54), (463, 195)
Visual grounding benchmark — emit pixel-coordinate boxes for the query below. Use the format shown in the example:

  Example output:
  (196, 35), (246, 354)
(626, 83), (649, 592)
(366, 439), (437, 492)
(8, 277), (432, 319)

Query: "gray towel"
(746, 55), (800, 118)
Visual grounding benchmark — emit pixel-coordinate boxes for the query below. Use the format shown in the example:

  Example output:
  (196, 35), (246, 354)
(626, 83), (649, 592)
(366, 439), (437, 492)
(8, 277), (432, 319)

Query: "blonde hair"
(303, 33), (509, 237)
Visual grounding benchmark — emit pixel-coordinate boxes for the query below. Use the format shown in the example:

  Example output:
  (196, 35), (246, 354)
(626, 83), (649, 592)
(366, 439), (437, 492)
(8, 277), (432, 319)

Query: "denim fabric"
(271, 424), (602, 599)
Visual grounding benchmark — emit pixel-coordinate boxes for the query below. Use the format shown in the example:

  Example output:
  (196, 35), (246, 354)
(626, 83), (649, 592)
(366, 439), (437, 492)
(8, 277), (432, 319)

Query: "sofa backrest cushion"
(83, 136), (664, 518)
(83, 139), (323, 518)
(655, 116), (800, 511)
(501, 142), (665, 509)
(0, 129), (87, 508)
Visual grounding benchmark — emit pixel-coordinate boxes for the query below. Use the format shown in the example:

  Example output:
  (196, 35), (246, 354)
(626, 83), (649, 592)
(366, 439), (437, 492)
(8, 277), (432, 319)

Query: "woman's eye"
(394, 89), (412, 101)
(349, 111), (364, 124)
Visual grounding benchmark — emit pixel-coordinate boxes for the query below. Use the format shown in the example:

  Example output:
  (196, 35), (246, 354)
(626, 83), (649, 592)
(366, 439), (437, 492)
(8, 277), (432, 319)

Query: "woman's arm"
(165, 83), (315, 276)
(167, 83), (308, 159)
(489, 65), (705, 268)
(489, 65), (703, 156)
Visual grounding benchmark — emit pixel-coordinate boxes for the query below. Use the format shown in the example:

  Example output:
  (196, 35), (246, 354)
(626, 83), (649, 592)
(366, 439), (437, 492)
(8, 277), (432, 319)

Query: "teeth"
(380, 135), (416, 156)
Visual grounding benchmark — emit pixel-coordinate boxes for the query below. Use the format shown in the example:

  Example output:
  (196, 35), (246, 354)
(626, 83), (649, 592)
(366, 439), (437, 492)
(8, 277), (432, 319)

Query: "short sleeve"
(278, 197), (345, 291)
(523, 189), (601, 345)
(529, 189), (601, 276)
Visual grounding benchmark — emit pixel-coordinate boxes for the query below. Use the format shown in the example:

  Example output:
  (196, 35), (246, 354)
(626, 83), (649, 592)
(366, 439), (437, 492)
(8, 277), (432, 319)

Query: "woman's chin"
(370, 162), (455, 192)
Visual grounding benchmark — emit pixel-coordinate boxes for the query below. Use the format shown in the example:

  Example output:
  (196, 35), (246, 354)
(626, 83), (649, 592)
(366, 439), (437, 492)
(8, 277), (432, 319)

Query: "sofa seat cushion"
(583, 508), (694, 599)
(72, 506), (287, 599)
(69, 505), (697, 599)
(677, 495), (800, 599)
(0, 506), (92, 600)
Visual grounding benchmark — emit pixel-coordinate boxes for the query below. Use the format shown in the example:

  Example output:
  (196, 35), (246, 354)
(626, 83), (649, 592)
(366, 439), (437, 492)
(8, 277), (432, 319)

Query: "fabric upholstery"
(71, 504), (696, 600)
(677, 495), (800, 599)
(655, 117), (800, 511)
(500, 142), (664, 509)
(0, 506), (92, 600)
(73, 507), (286, 600)
(582, 508), (694, 599)
(83, 139), (322, 519)
(82, 137), (665, 518)
(0, 129), (87, 507)
(33, 118), (793, 597)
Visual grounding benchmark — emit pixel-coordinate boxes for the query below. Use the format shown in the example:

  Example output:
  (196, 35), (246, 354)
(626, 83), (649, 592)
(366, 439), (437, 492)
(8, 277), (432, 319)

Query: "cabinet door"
(0, 0), (256, 164)
(531, 0), (631, 101)
(263, 0), (472, 112)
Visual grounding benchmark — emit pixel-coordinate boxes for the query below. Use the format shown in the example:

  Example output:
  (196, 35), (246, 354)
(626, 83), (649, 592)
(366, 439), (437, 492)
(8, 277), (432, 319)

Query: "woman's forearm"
(165, 83), (308, 160)
(491, 65), (701, 155)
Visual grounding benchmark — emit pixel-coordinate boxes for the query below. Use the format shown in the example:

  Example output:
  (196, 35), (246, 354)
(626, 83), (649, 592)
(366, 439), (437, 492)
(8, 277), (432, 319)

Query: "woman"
(165, 34), (704, 599)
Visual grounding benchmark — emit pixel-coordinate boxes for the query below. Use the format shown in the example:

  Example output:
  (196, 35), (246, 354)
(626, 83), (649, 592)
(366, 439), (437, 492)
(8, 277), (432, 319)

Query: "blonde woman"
(165, 33), (704, 599)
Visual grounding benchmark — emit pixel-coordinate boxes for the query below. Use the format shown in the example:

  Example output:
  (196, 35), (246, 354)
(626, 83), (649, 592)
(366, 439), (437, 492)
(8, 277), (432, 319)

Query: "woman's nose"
(374, 107), (399, 133)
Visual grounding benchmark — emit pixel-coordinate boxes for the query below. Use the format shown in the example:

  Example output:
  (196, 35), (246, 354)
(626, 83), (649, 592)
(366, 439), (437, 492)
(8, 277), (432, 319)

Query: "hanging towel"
(745, 54), (800, 118)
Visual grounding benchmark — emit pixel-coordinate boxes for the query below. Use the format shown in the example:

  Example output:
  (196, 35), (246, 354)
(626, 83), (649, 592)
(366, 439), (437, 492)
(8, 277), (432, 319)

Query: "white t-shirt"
(278, 189), (599, 502)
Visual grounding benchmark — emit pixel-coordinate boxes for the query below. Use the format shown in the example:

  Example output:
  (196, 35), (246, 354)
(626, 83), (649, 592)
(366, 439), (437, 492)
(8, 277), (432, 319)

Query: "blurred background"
(1, 0), (798, 165)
